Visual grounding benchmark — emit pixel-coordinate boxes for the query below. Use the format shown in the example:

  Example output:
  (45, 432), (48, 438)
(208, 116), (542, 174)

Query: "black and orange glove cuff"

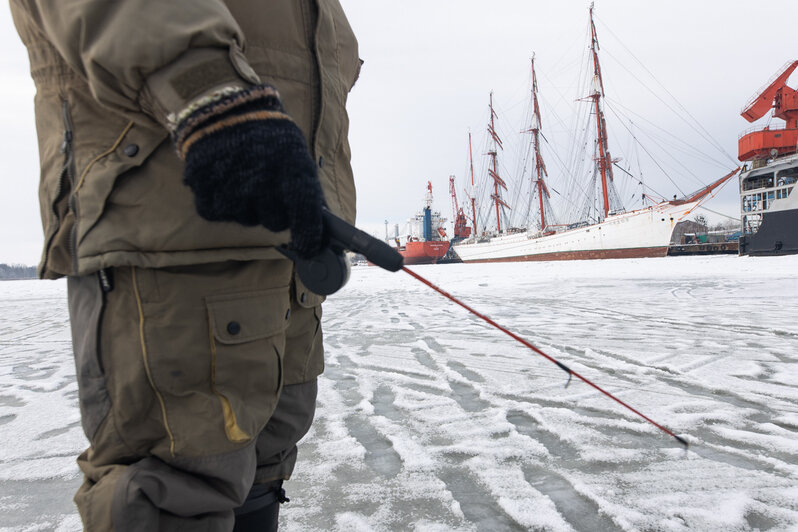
(172, 84), (294, 159)
(173, 82), (326, 258)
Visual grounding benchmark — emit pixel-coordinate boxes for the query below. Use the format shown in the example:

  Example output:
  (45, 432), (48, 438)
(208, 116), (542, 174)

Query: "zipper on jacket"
(305, 0), (323, 153)
(61, 100), (74, 156)
(41, 100), (75, 275)
(61, 100), (81, 275)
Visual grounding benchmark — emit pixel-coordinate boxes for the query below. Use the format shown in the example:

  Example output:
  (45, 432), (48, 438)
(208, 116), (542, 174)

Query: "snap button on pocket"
(294, 274), (325, 308)
(124, 143), (140, 157)
(226, 321), (241, 335)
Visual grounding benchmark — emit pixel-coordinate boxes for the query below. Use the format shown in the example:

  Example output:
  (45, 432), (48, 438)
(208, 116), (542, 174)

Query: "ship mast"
(588, 2), (616, 219)
(524, 54), (552, 232)
(468, 131), (478, 236)
(487, 92), (510, 232)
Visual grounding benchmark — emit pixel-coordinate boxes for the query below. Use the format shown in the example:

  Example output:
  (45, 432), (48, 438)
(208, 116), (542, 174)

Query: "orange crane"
(449, 175), (472, 239)
(738, 60), (798, 161)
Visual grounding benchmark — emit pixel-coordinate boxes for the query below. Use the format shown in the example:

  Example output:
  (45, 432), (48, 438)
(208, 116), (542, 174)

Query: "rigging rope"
(605, 103), (687, 196)
(594, 15), (737, 166)
(697, 204), (739, 221)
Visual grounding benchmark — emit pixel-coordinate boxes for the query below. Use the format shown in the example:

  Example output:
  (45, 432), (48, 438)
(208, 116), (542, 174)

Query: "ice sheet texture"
(1, 255), (797, 531)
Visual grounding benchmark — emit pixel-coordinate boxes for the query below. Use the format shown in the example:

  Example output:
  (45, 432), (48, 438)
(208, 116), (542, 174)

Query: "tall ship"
(393, 182), (450, 265)
(453, 4), (737, 263)
(737, 60), (798, 256)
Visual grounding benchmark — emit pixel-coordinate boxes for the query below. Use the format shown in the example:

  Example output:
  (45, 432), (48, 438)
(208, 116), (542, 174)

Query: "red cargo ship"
(395, 182), (450, 265)
(400, 239), (450, 265)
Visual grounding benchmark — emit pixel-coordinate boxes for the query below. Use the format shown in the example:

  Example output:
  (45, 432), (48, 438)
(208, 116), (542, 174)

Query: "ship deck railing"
(737, 124), (793, 138)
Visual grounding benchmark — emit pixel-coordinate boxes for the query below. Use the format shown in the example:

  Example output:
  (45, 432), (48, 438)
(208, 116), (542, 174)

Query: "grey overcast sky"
(2, 1), (796, 265)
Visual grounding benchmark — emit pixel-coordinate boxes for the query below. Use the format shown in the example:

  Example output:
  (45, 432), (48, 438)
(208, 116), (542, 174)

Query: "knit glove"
(173, 85), (325, 258)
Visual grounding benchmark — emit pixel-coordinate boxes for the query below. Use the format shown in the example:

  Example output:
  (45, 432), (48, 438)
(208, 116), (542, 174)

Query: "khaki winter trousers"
(67, 260), (324, 531)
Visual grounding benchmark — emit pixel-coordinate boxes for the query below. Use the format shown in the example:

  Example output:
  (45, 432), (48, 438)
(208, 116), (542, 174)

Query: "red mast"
(523, 54), (551, 232)
(588, 2), (615, 219)
(487, 92), (510, 232)
(468, 132), (478, 236)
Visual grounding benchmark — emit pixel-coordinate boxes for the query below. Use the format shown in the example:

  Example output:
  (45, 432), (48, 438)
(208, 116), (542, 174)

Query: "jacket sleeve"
(14, 0), (261, 126)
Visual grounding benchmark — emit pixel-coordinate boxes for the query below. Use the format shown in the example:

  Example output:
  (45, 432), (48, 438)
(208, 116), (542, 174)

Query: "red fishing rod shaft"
(402, 266), (688, 449)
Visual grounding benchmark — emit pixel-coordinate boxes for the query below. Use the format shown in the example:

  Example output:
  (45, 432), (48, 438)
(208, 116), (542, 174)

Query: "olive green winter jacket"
(10, 0), (360, 279)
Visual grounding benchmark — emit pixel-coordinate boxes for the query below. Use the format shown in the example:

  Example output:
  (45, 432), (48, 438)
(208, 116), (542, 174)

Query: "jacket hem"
(59, 247), (290, 279)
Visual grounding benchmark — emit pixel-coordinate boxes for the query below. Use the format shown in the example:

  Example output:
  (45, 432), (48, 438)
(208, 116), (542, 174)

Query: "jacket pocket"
(64, 87), (167, 263)
(206, 287), (291, 443)
(73, 123), (167, 256)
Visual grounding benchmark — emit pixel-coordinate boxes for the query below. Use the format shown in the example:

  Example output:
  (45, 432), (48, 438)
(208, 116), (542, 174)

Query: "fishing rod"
(282, 208), (689, 449)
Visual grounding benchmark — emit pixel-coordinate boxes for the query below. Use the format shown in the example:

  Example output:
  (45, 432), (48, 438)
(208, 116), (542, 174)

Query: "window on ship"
(742, 192), (769, 212)
(776, 167), (798, 186)
(742, 173), (775, 191)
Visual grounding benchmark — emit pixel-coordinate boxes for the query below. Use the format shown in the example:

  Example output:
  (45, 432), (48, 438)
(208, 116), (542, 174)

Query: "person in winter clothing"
(10, 1), (360, 530)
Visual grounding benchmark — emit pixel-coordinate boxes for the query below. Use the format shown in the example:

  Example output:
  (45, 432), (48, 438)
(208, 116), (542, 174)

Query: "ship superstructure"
(737, 60), (798, 256)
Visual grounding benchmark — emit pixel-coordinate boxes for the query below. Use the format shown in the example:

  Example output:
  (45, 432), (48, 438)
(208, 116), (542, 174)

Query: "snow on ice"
(1, 255), (797, 531)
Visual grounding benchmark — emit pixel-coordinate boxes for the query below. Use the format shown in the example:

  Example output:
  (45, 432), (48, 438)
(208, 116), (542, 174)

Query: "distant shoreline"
(0, 264), (37, 280)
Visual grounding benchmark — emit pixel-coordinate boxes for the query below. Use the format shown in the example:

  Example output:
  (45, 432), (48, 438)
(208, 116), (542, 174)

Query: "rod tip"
(674, 435), (689, 450)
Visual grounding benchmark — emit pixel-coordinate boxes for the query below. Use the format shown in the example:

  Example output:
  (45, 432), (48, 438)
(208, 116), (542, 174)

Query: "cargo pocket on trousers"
(206, 287), (291, 443)
(283, 274), (325, 385)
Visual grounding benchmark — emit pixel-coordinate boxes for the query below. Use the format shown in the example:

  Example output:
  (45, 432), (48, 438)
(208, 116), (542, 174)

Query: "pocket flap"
(206, 287), (290, 345)
(74, 105), (169, 249)
(294, 272), (326, 309)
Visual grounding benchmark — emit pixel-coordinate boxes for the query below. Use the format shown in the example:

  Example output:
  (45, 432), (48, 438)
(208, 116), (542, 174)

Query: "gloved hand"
(173, 84), (325, 258)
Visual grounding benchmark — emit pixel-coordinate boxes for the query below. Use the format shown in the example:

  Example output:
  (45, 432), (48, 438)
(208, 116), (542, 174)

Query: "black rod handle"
(323, 208), (404, 272)
(278, 209), (404, 296)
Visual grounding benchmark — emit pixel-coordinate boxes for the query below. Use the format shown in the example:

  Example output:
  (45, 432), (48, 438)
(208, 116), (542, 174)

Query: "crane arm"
(741, 60), (798, 122)
(449, 175), (459, 219)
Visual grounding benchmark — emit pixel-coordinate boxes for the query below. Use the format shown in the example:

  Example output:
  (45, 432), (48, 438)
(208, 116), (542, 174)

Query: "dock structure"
(667, 242), (739, 256)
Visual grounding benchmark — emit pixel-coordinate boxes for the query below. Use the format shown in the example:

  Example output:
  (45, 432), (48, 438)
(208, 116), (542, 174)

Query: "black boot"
(233, 480), (289, 532)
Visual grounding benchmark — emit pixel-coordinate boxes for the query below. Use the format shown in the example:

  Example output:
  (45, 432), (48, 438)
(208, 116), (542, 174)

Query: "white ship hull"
(453, 201), (699, 263)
